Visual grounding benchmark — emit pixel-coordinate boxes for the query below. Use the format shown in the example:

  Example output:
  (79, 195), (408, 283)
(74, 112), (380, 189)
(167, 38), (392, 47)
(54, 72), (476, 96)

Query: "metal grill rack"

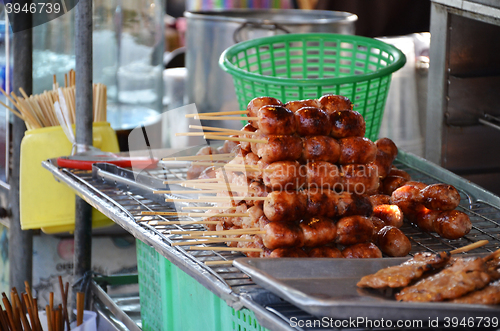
(42, 150), (500, 331)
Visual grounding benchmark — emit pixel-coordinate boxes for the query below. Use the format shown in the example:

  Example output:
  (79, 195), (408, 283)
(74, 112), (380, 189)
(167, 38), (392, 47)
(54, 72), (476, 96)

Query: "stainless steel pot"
(184, 9), (357, 129)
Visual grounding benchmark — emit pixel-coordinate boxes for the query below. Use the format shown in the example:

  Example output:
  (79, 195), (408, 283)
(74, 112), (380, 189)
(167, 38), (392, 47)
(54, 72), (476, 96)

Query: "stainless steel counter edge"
(41, 160), (238, 306)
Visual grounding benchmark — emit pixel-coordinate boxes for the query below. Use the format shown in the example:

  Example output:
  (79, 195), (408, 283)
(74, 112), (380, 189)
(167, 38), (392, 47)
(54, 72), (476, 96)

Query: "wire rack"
(43, 151), (500, 331)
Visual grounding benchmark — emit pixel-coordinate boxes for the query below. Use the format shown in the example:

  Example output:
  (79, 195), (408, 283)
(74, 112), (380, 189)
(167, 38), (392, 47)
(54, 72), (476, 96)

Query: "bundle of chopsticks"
(0, 277), (85, 331)
(0, 69), (107, 131)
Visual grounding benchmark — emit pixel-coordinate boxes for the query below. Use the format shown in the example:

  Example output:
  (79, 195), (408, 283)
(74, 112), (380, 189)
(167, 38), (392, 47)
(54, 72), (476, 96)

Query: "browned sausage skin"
(342, 243), (383, 258)
(341, 163), (379, 195)
(369, 194), (392, 207)
(257, 106), (297, 135)
(268, 247), (308, 258)
(391, 185), (424, 215)
(422, 184), (461, 211)
(305, 161), (342, 190)
(381, 175), (409, 195)
(336, 215), (375, 246)
(338, 137), (377, 165)
(284, 99), (320, 112)
(329, 110), (366, 139)
(376, 226), (412, 257)
(263, 161), (306, 191)
(246, 97), (283, 125)
(375, 138), (398, 160)
(433, 210), (472, 239)
(302, 136), (341, 163)
(240, 123), (257, 152)
(307, 246), (343, 258)
(318, 94), (353, 115)
(373, 204), (404, 228)
(254, 135), (303, 163)
(299, 217), (337, 247)
(263, 222), (305, 250)
(295, 107), (332, 136)
(263, 191), (307, 222)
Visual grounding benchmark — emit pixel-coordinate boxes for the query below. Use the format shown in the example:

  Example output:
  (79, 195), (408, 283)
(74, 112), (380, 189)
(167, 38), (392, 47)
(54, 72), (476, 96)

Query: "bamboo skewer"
(175, 131), (237, 137)
(169, 228), (264, 235)
(162, 154), (234, 161)
(165, 196), (268, 202)
(449, 240), (489, 255)
(163, 178), (221, 184)
(185, 110), (248, 117)
(193, 116), (258, 121)
(76, 292), (84, 327)
(143, 220), (221, 225)
(172, 237), (254, 246)
(204, 135), (267, 143)
(181, 206), (236, 211)
(180, 236), (254, 242)
(154, 190), (222, 194)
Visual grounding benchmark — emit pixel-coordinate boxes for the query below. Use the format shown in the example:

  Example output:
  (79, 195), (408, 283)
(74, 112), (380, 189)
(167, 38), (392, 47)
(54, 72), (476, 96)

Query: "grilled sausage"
(263, 191), (307, 222)
(263, 161), (306, 191)
(268, 247), (308, 258)
(391, 184), (425, 215)
(299, 217), (337, 247)
(329, 110), (366, 138)
(247, 97), (283, 126)
(253, 134), (303, 163)
(284, 99), (320, 112)
(376, 226), (412, 257)
(342, 243), (383, 258)
(305, 161), (342, 190)
(247, 181), (270, 207)
(295, 107), (332, 136)
(375, 138), (398, 161)
(433, 210), (472, 240)
(308, 246), (343, 258)
(387, 168), (412, 181)
(237, 235), (265, 258)
(422, 184), (461, 211)
(410, 205), (440, 232)
(373, 204), (404, 228)
(381, 175), (409, 195)
(302, 136), (341, 163)
(341, 164), (379, 195)
(369, 194), (392, 207)
(318, 94), (353, 115)
(257, 106), (297, 135)
(371, 150), (393, 179)
(338, 137), (377, 165)
(240, 123), (257, 152)
(336, 215), (375, 246)
(263, 222), (305, 249)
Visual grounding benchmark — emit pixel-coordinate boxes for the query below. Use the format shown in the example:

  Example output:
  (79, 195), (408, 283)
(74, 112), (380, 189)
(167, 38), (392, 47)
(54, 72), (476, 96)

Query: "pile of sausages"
(196, 95), (472, 259)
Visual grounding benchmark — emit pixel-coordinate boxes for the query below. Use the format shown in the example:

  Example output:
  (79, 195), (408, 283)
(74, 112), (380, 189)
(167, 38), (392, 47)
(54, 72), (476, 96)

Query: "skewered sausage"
(305, 161), (342, 190)
(342, 243), (383, 258)
(237, 235), (265, 257)
(373, 204), (404, 228)
(252, 134), (303, 163)
(391, 184), (425, 215)
(299, 217), (337, 247)
(336, 215), (375, 246)
(410, 205), (440, 232)
(301, 136), (341, 163)
(333, 192), (373, 218)
(329, 110), (366, 139)
(240, 123), (257, 152)
(387, 168), (411, 181)
(369, 138), (398, 179)
(376, 225), (412, 257)
(257, 106), (297, 135)
(247, 97), (283, 125)
(370, 216), (387, 234)
(307, 246), (343, 258)
(375, 138), (398, 161)
(263, 161), (306, 190)
(268, 247), (308, 258)
(295, 107), (332, 136)
(263, 191), (307, 222)
(262, 222), (305, 249)
(284, 99), (320, 112)
(318, 94), (353, 114)
(338, 137), (377, 165)
(433, 210), (472, 239)
(341, 164), (379, 195)
(422, 184), (461, 211)
(381, 175), (409, 195)
(369, 194), (391, 207)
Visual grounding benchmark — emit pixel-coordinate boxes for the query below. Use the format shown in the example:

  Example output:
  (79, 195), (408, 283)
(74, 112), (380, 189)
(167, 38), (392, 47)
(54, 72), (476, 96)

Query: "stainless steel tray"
(234, 257), (500, 321)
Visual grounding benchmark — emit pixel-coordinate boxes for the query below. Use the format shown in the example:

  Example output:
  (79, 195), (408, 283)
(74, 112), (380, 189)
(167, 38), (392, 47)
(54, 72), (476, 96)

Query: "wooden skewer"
(162, 154), (234, 161)
(187, 246), (263, 252)
(204, 134), (267, 144)
(194, 116), (258, 121)
(140, 211), (249, 217)
(143, 220), (220, 225)
(205, 260), (234, 266)
(76, 292), (84, 327)
(189, 125), (237, 132)
(166, 196), (268, 202)
(0, 100), (25, 120)
(0, 305), (11, 331)
(169, 228), (264, 235)
(46, 305), (53, 331)
(172, 237), (254, 246)
(181, 206), (236, 210)
(182, 183), (249, 191)
(15, 295), (31, 331)
(175, 131), (235, 137)
(450, 240), (489, 255)
(154, 190), (221, 194)
(180, 236), (254, 242)
(58, 276), (70, 331)
(185, 110), (248, 117)
(177, 130), (259, 137)
(483, 247), (500, 262)
(2, 296), (18, 331)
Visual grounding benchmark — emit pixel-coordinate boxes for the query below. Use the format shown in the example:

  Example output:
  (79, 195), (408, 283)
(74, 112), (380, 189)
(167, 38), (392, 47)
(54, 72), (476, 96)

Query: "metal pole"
(9, 13), (33, 290)
(74, 0), (93, 305)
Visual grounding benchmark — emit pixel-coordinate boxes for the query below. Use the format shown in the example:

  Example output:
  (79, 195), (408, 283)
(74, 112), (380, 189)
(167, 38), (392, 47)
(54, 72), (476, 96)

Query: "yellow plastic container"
(20, 122), (119, 233)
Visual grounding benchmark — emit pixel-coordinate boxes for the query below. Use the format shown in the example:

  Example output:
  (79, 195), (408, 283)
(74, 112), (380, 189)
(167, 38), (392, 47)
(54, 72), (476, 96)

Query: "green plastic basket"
(137, 239), (269, 331)
(219, 33), (406, 141)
